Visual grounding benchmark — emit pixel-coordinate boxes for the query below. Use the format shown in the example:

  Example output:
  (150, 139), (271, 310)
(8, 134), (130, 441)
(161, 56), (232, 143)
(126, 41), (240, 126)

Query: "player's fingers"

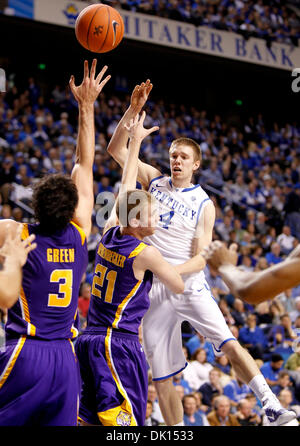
(98, 74), (111, 91)
(90, 58), (97, 79)
(146, 125), (159, 136)
(211, 240), (223, 250)
(5, 223), (13, 242)
(83, 60), (89, 79)
(200, 247), (209, 258)
(131, 85), (139, 96)
(95, 65), (108, 84)
(229, 243), (238, 253)
(26, 242), (37, 254)
(69, 75), (76, 92)
(22, 233), (36, 246)
(139, 110), (146, 124)
(145, 83), (153, 95)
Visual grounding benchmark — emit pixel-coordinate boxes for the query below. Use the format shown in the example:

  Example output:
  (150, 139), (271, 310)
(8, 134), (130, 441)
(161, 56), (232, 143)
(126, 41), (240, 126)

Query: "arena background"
(1, 0), (300, 429)
(0, 10), (298, 123)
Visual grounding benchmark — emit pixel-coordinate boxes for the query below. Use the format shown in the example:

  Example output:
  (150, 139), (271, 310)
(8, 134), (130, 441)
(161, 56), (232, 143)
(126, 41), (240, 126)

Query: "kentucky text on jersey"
(97, 243), (126, 268)
(47, 248), (75, 263)
(149, 185), (197, 220)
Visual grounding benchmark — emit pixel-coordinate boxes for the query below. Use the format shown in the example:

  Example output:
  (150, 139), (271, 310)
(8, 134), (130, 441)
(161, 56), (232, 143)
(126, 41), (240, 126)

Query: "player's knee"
(154, 377), (173, 396)
(221, 339), (241, 359)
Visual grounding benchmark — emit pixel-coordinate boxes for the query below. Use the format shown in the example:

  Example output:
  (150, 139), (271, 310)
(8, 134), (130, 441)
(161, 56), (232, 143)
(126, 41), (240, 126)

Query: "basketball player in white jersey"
(106, 80), (297, 426)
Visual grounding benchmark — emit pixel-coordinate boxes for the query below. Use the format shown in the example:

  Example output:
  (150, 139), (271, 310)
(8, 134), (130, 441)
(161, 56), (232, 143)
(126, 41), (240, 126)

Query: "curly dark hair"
(32, 174), (78, 234)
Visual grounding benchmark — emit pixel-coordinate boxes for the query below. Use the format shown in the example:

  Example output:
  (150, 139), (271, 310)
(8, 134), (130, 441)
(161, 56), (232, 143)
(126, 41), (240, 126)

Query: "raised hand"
(0, 224), (37, 267)
(69, 59), (111, 105)
(124, 111), (159, 142)
(202, 241), (238, 271)
(130, 79), (153, 114)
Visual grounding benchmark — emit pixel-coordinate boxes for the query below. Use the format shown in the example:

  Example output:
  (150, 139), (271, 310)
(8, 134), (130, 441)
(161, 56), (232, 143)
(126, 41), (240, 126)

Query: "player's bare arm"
(204, 240), (300, 304)
(0, 223), (36, 308)
(103, 112), (159, 233)
(107, 79), (161, 188)
(133, 245), (184, 294)
(70, 59), (111, 238)
(175, 200), (215, 275)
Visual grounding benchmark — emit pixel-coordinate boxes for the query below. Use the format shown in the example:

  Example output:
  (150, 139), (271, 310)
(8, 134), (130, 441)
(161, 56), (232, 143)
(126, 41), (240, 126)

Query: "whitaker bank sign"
(8, 0), (300, 71)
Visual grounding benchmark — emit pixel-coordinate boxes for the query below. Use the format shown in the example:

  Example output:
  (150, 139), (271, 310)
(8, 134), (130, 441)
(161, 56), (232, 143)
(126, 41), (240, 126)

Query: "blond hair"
(169, 137), (202, 162)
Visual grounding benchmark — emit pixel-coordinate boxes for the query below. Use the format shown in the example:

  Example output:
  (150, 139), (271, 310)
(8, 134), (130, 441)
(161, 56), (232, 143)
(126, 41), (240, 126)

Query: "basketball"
(75, 4), (124, 53)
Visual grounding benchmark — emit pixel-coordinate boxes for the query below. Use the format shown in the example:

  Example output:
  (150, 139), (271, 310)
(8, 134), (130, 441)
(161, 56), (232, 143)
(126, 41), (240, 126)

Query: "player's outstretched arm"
(133, 245), (184, 294)
(175, 200), (215, 275)
(70, 59), (111, 239)
(107, 80), (161, 189)
(0, 223), (36, 308)
(103, 111), (159, 234)
(203, 241), (300, 304)
(121, 111), (159, 192)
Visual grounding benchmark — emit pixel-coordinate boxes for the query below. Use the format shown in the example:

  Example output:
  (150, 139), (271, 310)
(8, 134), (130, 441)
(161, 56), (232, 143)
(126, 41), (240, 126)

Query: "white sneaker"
(262, 395), (297, 426)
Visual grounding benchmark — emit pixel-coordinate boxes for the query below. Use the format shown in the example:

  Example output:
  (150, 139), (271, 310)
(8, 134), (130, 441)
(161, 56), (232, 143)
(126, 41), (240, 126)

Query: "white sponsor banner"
(34, 0), (299, 71)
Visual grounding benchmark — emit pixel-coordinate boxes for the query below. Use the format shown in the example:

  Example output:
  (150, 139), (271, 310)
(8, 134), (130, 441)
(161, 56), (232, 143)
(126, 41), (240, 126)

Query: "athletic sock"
(248, 374), (274, 402)
(173, 421), (184, 426)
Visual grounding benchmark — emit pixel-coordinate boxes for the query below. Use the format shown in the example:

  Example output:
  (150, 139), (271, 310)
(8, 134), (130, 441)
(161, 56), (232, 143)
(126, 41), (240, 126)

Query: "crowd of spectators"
(95, 0), (300, 47)
(1, 69), (300, 426)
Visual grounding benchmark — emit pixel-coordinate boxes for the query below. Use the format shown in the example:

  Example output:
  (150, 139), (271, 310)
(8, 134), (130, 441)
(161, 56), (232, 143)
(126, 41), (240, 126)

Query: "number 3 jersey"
(5, 222), (88, 341)
(144, 175), (212, 277)
(86, 226), (153, 335)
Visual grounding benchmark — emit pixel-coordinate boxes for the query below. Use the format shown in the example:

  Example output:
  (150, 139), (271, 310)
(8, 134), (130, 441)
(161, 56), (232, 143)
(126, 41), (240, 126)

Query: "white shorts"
(142, 277), (236, 381)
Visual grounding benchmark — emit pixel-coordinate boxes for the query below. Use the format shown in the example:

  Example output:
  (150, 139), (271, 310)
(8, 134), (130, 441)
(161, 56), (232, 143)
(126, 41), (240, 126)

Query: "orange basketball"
(75, 4), (124, 53)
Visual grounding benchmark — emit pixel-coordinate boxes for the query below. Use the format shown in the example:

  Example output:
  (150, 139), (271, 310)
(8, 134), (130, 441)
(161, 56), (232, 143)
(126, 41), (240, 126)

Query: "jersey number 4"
(160, 210), (174, 229)
(92, 264), (117, 303)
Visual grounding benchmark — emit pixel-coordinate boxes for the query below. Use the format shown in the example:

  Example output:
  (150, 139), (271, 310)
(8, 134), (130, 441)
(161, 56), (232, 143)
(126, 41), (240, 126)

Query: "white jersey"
(144, 175), (211, 276)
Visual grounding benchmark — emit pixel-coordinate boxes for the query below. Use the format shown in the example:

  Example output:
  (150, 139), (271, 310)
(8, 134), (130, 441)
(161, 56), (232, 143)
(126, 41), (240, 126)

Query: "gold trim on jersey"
(112, 281), (142, 330)
(19, 287), (36, 337)
(70, 221), (86, 245)
(71, 309), (79, 339)
(0, 336), (26, 390)
(128, 242), (148, 259)
(21, 223), (29, 241)
(97, 327), (137, 426)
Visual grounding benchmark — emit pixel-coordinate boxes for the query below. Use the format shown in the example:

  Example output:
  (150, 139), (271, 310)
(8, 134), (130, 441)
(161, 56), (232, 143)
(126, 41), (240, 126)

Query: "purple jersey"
(86, 226), (152, 334)
(5, 221), (88, 341)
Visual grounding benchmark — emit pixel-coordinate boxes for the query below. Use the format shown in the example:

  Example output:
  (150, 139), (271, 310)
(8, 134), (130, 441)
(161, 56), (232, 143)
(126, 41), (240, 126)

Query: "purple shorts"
(75, 328), (148, 426)
(0, 337), (80, 426)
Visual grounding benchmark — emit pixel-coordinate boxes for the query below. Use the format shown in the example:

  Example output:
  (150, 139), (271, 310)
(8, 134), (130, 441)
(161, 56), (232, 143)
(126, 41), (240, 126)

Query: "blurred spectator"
(78, 282), (92, 322)
(207, 395), (240, 426)
(184, 332), (214, 362)
(236, 398), (262, 426)
(223, 376), (252, 408)
(268, 313), (297, 359)
(231, 298), (249, 328)
(172, 372), (192, 395)
(260, 354), (285, 388)
(272, 370), (296, 401)
(278, 389), (300, 421)
(276, 225), (297, 255)
(144, 400), (159, 426)
(204, 265), (230, 302)
(199, 368), (224, 412)
(277, 289), (297, 315)
(290, 297), (300, 324)
(265, 242), (283, 265)
(147, 383), (164, 425)
(189, 348), (213, 389)
(183, 394), (210, 426)
(238, 314), (268, 360)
